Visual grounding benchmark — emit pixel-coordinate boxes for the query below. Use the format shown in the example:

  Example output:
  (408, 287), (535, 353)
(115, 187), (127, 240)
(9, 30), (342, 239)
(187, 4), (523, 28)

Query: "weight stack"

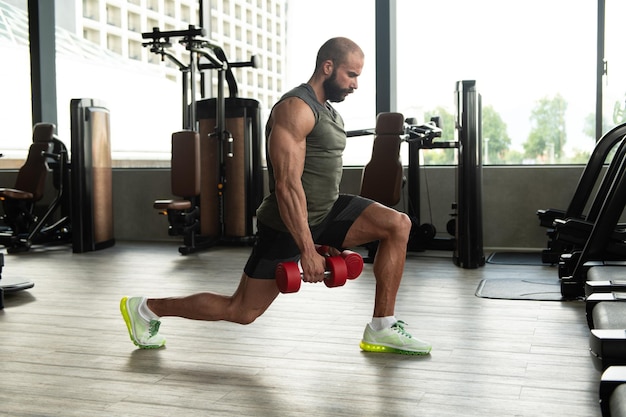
(196, 98), (263, 241)
(69, 98), (115, 253)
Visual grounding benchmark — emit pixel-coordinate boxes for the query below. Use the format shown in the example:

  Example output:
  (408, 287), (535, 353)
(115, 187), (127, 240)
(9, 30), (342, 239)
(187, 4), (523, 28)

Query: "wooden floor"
(0, 242), (602, 417)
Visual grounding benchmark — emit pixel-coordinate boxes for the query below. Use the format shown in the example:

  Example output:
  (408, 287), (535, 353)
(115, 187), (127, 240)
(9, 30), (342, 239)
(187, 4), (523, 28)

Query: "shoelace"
(148, 319), (161, 337)
(391, 320), (412, 339)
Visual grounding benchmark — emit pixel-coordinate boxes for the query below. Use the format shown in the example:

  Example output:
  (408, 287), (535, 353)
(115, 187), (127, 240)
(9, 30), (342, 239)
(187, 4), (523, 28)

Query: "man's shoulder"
(280, 84), (324, 113)
(271, 88), (317, 126)
(281, 83), (312, 98)
(272, 95), (310, 113)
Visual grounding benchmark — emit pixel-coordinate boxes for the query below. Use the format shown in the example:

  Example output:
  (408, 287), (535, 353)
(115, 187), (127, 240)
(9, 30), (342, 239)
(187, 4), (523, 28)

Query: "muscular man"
(121, 37), (431, 355)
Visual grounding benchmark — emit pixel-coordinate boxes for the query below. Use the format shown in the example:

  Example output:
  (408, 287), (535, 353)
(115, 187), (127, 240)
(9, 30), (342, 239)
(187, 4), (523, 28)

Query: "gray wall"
(344, 166), (581, 251)
(0, 165), (584, 250)
(99, 165), (582, 251)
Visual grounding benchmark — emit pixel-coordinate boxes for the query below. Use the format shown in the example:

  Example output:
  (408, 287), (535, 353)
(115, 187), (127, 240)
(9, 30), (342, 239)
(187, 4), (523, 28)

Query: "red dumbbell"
(275, 255), (348, 294)
(316, 245), (364, 280)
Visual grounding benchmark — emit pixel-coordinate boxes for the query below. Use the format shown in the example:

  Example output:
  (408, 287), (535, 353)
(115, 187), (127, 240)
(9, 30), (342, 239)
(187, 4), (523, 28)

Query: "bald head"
(315, 37), (364, 72)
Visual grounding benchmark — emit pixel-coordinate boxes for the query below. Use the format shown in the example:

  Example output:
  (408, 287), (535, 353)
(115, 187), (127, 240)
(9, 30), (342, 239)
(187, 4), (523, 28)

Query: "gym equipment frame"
(538, 122), (626, 264)
(70, 99), (115, 253)
(350, 80), (485, 269)
(0, 123), (72, 253)
(143, 26), (261, 254)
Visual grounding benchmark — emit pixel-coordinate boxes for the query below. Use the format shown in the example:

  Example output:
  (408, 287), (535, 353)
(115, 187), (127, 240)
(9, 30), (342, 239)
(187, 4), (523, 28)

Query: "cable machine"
(406, 80), (484, 268)
(142, 26), (262, 253)
(352, 80), (484, 269)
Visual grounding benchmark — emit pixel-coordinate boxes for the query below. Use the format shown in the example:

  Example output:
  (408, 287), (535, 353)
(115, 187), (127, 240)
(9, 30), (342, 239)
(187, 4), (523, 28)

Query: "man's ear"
(322, 60), (334, 76)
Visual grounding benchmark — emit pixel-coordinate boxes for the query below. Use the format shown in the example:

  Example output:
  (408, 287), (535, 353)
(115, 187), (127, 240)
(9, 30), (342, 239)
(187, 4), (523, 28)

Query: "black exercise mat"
(475, 277), (563, 301)
(486, 251), (545, 266)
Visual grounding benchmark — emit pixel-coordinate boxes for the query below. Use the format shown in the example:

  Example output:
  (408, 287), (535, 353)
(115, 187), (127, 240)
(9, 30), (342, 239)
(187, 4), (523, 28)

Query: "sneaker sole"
(120, 297), (164, 349)
(360, 340), (431, 356)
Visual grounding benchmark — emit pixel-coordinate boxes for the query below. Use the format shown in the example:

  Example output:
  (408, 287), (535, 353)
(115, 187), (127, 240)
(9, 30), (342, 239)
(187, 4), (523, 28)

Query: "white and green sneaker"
(120, 296), (166, 349)
(360, 320), (431, 355)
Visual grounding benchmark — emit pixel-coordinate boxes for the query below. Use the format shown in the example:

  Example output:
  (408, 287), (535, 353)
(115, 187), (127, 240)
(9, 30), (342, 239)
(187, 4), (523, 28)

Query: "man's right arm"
(267, 98), (326, 282)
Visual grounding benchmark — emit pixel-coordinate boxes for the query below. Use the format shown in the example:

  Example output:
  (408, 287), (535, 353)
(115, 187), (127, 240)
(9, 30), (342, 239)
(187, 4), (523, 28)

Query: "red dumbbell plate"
(324, 256), (348, 288)
(276, 262), (301, 293)
(341, 250), (364, 279)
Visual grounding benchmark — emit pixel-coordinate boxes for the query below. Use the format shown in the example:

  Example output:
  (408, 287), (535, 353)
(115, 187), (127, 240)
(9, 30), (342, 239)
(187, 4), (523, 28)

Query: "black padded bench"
(586, 265), (626, 371)
(600, 367), (626, 417)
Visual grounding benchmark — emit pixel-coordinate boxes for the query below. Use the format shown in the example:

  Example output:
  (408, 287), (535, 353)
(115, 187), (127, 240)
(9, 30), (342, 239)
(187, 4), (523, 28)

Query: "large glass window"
(0, 1), (32, 168)
(1, 0), (289, 168)
(0, 1), (608, 168)
(603, 0), (626, 136)
(284, 0), (376, 166)
(396, 0), (597, 165)
(56, 1), (196, 167)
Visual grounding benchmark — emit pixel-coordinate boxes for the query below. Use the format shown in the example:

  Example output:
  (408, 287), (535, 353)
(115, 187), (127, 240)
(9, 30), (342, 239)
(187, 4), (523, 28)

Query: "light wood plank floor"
(0, 242), (602, 417)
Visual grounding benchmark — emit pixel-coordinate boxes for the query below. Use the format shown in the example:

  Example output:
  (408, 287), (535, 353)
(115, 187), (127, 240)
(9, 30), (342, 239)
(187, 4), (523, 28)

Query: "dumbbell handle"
(276, 255), (348, 293)
(287, 255), (337, 278)
(303, 270), (333, 278)
(280, 267), (335, 280)
(316, 245), (363, 280)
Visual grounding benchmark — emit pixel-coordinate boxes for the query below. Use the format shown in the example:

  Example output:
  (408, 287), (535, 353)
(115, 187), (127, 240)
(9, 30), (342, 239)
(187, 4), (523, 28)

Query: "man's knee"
(226, 274), (279, 325)
(345, 203), (412, 247)
(370, 208), (411, 242)
(227, 292), (275, 325)
(392, 211), (412, 240)
(234, 311), (260, 325)
(228, 306), (264, 325)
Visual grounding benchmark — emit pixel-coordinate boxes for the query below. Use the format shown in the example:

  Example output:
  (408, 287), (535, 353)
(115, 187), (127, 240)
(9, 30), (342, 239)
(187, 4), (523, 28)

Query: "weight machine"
(413, 80), (484, 269)
(353, 80), (484, 269)
(0, 123), (72, 253)
(143, 26), (262, 254)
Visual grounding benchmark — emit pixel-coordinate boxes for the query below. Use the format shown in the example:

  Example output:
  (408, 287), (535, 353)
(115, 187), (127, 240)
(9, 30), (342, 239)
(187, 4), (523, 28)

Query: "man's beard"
(323, 71), (352, 103)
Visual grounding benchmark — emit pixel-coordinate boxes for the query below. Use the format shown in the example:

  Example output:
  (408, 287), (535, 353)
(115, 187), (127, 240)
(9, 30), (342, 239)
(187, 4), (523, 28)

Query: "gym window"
(395, 0), (598, 166)
(0, 0), (621, 169)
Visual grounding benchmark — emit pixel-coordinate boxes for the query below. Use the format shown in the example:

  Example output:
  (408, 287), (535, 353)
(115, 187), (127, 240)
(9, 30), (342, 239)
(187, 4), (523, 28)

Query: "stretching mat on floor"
(475, 277), (563, 301)
(486, 251), (545, 266)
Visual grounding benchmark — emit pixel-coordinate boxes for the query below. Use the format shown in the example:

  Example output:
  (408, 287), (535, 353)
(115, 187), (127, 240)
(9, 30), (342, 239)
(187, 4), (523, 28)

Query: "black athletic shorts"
(243, 194), (375, 279)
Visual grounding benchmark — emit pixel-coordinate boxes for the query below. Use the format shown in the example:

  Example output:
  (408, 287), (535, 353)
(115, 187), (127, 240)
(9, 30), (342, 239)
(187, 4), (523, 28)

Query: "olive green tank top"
(256, 83), (346, 232)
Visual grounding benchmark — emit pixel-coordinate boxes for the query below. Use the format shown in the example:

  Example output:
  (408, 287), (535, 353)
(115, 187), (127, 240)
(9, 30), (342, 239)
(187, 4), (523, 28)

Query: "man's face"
(323, 52), (363, 103)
